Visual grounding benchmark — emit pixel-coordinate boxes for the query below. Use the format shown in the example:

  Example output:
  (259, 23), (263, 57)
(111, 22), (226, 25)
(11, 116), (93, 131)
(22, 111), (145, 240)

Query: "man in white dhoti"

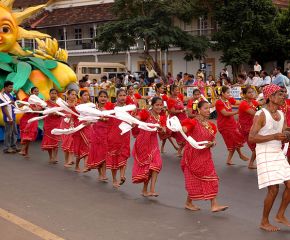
(249, 84), (290, 232)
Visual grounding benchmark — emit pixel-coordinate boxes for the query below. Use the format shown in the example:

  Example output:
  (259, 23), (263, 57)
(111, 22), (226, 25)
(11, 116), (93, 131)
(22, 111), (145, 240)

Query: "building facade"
(15, 0), (289, 80)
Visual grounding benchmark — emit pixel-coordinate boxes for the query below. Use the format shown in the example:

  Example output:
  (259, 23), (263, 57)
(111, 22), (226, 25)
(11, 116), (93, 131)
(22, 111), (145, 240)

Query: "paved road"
(0, 133), (289, 240)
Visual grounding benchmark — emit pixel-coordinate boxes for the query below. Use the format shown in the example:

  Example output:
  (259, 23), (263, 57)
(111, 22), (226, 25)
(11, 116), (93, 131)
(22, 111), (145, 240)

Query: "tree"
(274, 5), (290, 66)
(95, 0), (211, 80)
(212, 0), (284, 78)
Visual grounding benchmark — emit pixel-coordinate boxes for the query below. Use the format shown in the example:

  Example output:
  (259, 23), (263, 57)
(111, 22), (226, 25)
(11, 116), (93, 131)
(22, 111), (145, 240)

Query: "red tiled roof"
(272, 0), (289, 8)
(14, 0), (48, 9)
(25, 3), (115, 28)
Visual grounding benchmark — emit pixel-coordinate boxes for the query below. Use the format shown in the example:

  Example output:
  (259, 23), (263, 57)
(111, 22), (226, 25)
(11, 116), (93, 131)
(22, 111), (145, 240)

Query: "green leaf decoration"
(6, 72), (16, 81)
(0, 52), (13, 63)
(0, 63), (13, 72)
(28, 57), (45, 68)
(44, 60), (58, 70)
(38, 119), (44, 131)
(0, 73), (6, 89)
(27, 61), (61, 89)
(11, 62), (32, 91)
(22, 80), (35, 94)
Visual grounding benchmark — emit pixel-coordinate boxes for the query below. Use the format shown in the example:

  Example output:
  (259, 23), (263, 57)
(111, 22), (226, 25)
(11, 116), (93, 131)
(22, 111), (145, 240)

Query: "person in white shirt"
(260, 71), (271, 86)
(254, 61), (262, 72)
(252, 71), (263, 87)
(245, 71), (255, 85)
(99, 76), (112, 90)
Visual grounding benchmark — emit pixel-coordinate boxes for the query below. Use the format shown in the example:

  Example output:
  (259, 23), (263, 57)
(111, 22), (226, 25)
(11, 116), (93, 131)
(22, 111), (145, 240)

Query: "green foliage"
(212, 0), (287, 73)
(96, 0), (211, 66)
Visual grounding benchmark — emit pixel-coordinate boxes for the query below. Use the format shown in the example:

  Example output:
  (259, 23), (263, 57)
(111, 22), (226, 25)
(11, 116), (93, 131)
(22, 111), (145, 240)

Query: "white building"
(15, 0), (289, 80)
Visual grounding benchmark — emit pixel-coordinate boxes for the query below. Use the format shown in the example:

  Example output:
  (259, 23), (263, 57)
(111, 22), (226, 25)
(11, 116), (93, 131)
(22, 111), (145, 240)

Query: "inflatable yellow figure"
(0, 0), (77, 125)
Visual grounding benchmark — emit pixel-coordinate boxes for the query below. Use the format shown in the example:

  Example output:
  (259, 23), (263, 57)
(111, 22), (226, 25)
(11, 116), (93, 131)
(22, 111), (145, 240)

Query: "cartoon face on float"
(0, 0), (77, 126)
(0, 6), (18, 53)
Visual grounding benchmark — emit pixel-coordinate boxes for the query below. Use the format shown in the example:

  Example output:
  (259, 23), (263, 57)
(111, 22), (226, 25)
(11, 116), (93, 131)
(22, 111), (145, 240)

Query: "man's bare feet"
(211, 205), (229, 212)
(260, 223), (280, 232)
(185, 203), (200, 211)
(239, 154), (249, 161)
(275, 216), (290, 227)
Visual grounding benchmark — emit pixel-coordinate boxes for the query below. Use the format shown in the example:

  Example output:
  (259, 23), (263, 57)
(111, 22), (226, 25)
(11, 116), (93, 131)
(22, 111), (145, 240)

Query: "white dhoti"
(256, 145), (290, 189)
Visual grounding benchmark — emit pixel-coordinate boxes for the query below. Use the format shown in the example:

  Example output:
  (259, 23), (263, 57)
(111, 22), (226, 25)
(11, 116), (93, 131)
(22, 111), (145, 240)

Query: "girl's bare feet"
(239, 154), (249, 161)
(260, 223), (280, 232)
(141, 191), (149, 197)
(275, 216), (290, 227)
(248, 164), (257, 169)
(64, 164), (71, 168)
(74, 167), (81, 173)
(185, 203), (200, 211)
(226, 162), (235, 166)
(211, 205), (229, 212)
(113, 182), (120, 188)
(148, 192), (159, 197)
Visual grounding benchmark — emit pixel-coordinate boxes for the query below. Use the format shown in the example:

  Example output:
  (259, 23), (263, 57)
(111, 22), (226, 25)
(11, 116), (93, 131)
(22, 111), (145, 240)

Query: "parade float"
(0, 0), (77, 129)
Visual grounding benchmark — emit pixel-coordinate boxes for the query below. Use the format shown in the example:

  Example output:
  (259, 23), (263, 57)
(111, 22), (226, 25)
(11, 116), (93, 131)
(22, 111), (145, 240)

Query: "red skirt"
(106, 119), (131, 170)
(158, 127), (172, 140)
(87, 121), (108, 169)
(219, 128), (244, 151)
(181, 146), (219, 201)
(239, 127), (255, 151)
(20, 113), (38, 144)
(132, 130), (162, 183)
(73, 125), (91, 159)
(60, 118), (74, 153)
(41, 116), (61, 150)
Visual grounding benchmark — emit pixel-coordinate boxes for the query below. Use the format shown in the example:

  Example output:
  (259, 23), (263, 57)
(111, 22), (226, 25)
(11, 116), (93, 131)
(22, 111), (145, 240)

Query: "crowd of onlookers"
(75, 61), (290, 100)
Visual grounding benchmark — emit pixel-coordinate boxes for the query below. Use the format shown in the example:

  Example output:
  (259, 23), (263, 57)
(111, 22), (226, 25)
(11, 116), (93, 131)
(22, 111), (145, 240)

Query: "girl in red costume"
(86, 90), (114, 181)
(126, 85), (150, 138)
(60, 89), (77, 168)
(19, 87), (42, 157)
(106, 89), (131, 188)
(132, 97), (165, 197)
(187, 88), (203, 118)
(154, 83), (178, 153)
(41, 88), (61, 164)
(182, 101), (228, 212)
(167, 85), (187, 157)
(215, 86), (249, 165)
(73, 90), (92, 172)
(279, 87), (290, 164)
(238, 86), (260, 169)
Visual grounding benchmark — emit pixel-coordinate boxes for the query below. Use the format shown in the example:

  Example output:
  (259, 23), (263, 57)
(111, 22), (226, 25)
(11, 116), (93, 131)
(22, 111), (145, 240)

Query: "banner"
(230, 87), (242, 100)
(186, 87), (198, 97)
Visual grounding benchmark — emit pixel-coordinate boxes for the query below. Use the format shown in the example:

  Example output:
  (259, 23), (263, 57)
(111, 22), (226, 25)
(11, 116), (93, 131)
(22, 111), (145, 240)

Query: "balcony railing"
(20, 28), (216, 54)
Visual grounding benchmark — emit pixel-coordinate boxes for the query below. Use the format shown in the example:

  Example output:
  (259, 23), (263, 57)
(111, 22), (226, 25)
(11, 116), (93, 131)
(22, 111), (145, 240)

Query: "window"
(103, 68), (117, 72)
(90, 27), (95, 44)
(75, 28), (82, 45)
(81, 67), (101, 74)
(197, 17), (208, 36)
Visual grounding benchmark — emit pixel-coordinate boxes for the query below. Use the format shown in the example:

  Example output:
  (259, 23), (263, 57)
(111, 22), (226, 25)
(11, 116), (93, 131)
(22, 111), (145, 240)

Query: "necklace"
(197, 117), (215, 135)
(221, 98), (231, 110)
(151, 111), (160, 123)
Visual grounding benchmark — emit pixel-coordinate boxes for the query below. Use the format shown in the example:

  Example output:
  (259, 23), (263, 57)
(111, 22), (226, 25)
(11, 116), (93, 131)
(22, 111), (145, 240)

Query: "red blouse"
(215, 97), (237, 131)
(238, 100), (259, 132)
